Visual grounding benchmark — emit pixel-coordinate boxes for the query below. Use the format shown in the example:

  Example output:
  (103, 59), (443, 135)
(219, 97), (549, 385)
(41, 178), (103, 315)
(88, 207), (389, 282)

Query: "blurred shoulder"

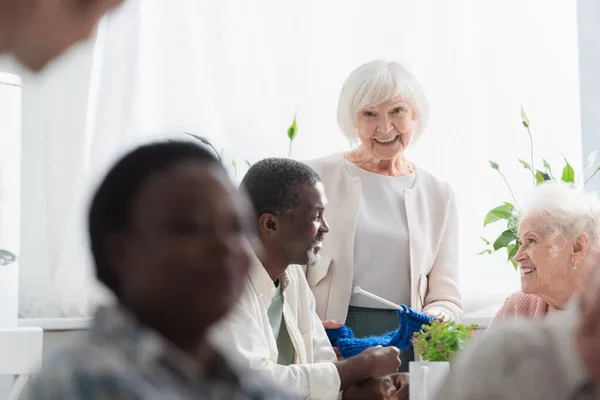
(23, 337), (139, 399)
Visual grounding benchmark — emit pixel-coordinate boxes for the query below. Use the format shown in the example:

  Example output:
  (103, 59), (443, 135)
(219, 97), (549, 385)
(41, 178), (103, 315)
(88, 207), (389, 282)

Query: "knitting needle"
(353, 286), (404, 311)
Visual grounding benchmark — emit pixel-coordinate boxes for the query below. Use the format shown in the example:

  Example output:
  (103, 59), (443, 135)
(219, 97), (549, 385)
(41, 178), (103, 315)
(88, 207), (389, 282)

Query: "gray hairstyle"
(518, 181), (600, 254)
(336, 60), (429, 145)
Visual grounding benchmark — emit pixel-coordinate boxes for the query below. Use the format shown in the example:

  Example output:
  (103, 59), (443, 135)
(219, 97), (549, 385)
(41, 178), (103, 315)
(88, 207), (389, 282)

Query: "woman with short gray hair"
(492, 181), (600, 325)
(304, 60), (463, 370)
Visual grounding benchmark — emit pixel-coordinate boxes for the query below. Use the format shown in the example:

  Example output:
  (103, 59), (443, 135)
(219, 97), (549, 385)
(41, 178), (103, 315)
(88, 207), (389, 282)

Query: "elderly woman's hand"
(423, 312), (445, 322)
(323, 320), (344, 329)
(322, 320), (344, 360)
(577, 267), (600, 383)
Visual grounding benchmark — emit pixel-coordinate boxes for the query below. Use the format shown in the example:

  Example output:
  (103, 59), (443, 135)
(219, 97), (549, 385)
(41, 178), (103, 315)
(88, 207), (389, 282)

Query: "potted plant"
(409, 320), (477, 400)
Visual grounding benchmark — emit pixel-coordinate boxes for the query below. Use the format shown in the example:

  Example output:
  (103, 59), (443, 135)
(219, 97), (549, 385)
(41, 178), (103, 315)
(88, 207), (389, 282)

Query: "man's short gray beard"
(306, 250), (321, 268)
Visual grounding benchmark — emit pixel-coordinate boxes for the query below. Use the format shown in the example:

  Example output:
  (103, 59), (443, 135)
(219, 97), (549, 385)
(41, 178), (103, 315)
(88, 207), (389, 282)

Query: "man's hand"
(576, 266), (600, 382)
(389, 373), (409, 399)
(334, 346), (401, 390)
(361, 346), (402, 377)
(342, 373), (409, 400)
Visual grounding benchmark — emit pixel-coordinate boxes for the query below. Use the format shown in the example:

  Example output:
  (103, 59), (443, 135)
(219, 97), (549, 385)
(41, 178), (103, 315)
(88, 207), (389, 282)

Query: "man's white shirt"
(209, 260), (342, 400)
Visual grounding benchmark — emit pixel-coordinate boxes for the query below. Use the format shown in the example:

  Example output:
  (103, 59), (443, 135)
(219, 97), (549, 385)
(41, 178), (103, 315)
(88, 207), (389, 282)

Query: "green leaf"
(186, 133), (212, 146)
(185, 133), (221, 161)
(510, 257), (518, 270)
(287, 116), (298, 141)
(477, 249), (492, 255)
(507, 214), (519, 234)
(520, 105), (530, 128)
(535, 170), (551, 184)
(489, 160), (500, 170)
(412, 320), (478, 361)
(493, 230), (517, 251)
(518, 159), (532, 172)
(542, 159), (554, 178)
(480, 237), (490, 245)
(506, 243), (518, 262)
(231, 158), (237, 171)
(561, 157), (575, 183)
(483, 204), (514, 226)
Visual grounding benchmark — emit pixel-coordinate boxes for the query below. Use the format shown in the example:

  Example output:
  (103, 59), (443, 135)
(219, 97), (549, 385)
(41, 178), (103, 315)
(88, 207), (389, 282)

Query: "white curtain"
(18, 0), (582, 318)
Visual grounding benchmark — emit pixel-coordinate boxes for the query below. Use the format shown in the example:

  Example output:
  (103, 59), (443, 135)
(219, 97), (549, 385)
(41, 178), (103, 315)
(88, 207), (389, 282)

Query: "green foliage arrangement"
(186, 114), (299, 176)
(480, 107), (600, 269)
(412, 320), (478, 362)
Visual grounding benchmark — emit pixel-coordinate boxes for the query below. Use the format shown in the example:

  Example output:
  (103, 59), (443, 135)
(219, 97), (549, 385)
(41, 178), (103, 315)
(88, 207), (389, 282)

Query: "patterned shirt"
(22, 305), (300, 400)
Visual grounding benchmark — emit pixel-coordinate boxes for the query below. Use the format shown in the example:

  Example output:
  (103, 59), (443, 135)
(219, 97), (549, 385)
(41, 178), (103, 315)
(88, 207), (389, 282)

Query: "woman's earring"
(573, 264), (578, 270)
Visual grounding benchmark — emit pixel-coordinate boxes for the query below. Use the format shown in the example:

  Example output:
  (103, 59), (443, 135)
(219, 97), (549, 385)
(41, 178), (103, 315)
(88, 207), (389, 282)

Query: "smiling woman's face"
(514, 216), (581, 305)
(355, 96), (417, 160)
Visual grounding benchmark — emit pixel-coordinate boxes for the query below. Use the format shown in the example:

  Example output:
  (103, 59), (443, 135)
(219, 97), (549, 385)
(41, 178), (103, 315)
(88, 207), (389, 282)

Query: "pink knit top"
(490, 291), (559, 327)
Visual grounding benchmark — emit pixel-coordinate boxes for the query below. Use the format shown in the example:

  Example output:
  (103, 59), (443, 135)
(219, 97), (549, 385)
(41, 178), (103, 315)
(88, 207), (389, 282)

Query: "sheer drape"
(18, 0), (581, 317)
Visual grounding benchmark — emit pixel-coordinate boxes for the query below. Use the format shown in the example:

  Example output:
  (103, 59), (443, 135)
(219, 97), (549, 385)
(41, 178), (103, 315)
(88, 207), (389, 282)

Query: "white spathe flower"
(588, 150), (597, 168)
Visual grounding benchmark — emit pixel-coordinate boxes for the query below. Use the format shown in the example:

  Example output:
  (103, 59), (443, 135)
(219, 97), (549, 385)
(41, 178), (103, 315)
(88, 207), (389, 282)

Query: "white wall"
(0, 38), (96, 318)
(579, 0), (600, 188)
(0, 73), (21, 328)
(0, 45), (95, 396)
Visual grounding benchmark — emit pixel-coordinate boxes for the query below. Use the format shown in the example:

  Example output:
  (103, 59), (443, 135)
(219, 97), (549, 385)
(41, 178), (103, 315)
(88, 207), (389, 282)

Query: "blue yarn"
(325, 305), (436, 359)
(325, 324), (354, 348)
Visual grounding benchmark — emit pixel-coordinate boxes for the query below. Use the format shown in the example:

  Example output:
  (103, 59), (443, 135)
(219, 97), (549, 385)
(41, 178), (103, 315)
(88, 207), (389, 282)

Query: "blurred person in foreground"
(22, 141), (297, 399)
(0, 0), (124, 71)
(437, 263), (600, 399)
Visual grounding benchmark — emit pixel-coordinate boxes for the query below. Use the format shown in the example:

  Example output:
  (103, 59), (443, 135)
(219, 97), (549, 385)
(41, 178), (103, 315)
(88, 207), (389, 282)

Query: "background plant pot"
(409, 361), (450, 400)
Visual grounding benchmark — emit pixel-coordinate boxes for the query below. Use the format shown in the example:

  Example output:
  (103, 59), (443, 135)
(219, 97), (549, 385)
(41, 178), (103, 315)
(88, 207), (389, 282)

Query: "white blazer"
(304, 153), (463, 323)
(209, 261), (342, 400)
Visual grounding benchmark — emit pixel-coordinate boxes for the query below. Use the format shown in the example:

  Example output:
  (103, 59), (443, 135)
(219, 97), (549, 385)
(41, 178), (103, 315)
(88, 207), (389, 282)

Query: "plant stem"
(288, 140), (293, 158)
(526, 126), (535, 186)
(496, 169), (518, 206)
(206, 143), (221, 162)
(584, 169), (600, 188)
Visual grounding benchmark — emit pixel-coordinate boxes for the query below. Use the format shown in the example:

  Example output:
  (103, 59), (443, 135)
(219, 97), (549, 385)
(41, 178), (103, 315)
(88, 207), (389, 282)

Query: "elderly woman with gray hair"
(432, 183), (600, 400)
(304, 60), (463, 370)
(492, 181), (600, 325)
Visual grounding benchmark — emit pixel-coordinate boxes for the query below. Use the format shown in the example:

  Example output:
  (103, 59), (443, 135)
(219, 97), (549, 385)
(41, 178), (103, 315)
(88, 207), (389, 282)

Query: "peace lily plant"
(187, 113), (298, 175)
(480, 107), (600, 269)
